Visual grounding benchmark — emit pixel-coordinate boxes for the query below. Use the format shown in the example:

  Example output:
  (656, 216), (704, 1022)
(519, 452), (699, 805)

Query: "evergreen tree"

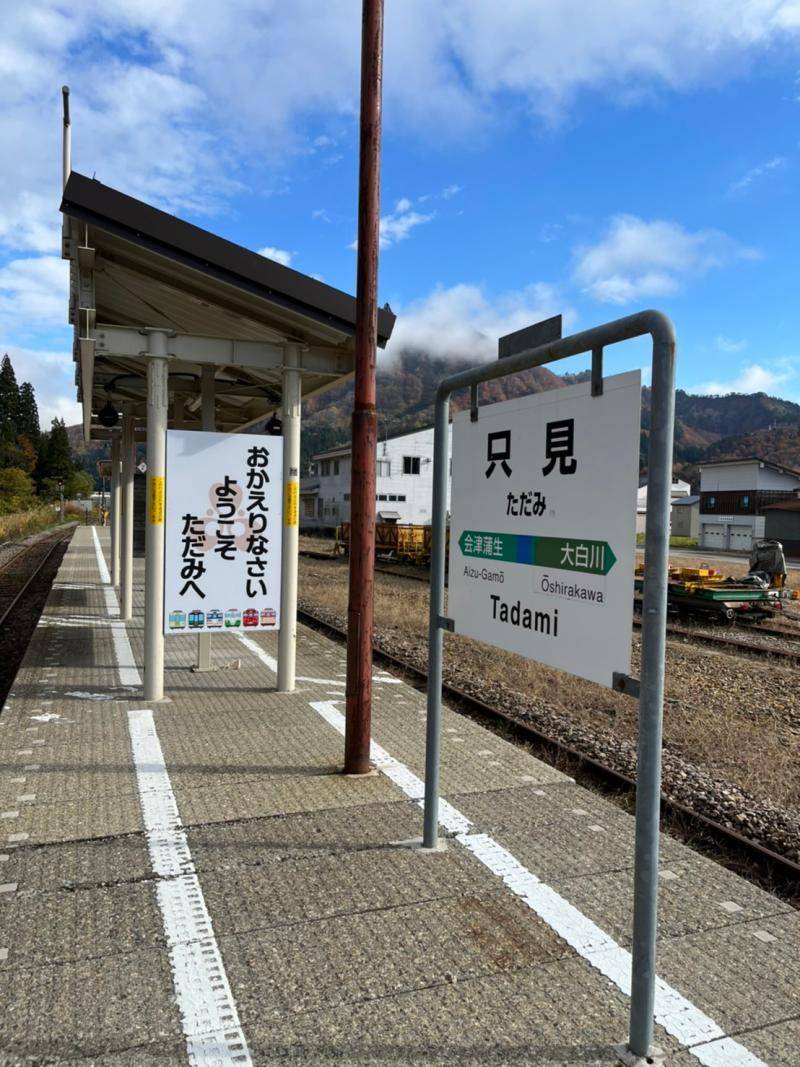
(42, 418), (74, 482)
(17, 382), (40, 441)
(0, 354), (20, 432)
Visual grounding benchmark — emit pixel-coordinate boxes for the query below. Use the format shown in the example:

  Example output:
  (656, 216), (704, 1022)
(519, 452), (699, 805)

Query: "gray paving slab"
(0, 524), (793, 1067)
(0, 947), (183, 1064)
(0, 786), (142, 845)
(217, 891), (572, 1024)
(172, 766), (399, 825)
(656, 910), (800, 1035)
(452, 783), (687, 880)
(230, 956), (684, 1066)
(0, 833), (151, 895)
(186, 797), (425, 868)
(195, 841), (492, 937)
(0, 878), (163, 969)
(671, 1017), (800, 1067)
(547, 850), (794, 947)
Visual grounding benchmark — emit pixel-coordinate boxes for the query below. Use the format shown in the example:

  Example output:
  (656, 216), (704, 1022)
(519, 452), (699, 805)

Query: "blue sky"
(2, 2), (799, 424)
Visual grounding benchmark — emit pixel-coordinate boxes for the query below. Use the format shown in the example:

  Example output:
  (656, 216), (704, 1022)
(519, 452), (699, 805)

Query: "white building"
(635, 477), (692, 534)
(301, 424), (452, 532)
(698, 457), (800, 552)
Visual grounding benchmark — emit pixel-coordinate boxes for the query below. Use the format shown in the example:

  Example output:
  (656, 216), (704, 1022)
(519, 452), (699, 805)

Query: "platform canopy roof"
(60, 172), (395, 441)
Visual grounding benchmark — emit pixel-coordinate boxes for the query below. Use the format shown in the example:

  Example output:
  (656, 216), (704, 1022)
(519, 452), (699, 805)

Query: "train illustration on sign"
(168, 607), (278, 630)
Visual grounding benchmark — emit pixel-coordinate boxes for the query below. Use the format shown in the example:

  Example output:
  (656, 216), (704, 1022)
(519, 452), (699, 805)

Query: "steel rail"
(297, 605), (800, 898)
(632, 617), (800, 665)
(0, 529), (75, 629)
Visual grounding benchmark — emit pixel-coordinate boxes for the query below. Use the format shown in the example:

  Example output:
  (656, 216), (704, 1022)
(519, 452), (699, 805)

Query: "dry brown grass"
(300, 555), (800, 813)
(0, 506), (60, 541)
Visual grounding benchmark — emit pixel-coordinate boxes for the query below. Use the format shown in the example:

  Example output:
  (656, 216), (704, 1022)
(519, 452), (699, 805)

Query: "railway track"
(0, 526), (76, 628)
(297, 604), (800, 900)
(301, 550), (800, 666)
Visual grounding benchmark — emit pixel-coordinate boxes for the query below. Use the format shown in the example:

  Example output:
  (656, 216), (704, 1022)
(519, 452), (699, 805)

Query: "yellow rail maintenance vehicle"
(335, 521), (435, 565)
(635, 540), (798, 623)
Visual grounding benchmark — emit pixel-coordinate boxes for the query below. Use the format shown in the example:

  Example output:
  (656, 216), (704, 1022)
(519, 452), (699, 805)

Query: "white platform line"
(129, 710), (252, 1067)
(235, 632), (277, 673)
(91, 528), (141, 687)
(315, 692), (767, 1065)
(88, 529), (251, 1066)
(91, 526), (111, 584)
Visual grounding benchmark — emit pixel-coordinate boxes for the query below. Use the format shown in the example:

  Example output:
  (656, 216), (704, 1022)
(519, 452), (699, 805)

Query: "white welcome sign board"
(163, 430), (283, 635)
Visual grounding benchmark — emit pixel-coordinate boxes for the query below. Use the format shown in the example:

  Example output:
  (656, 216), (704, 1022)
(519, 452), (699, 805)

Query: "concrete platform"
(0, 526), (797, 1065)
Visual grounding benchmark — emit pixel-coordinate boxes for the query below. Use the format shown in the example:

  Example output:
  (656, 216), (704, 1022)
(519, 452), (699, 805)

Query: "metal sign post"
(423, 310), (676, 1064)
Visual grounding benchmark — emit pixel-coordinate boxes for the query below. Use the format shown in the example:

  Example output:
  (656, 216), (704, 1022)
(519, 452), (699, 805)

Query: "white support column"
(120, 412), (135, 620)
(196, 365), (216, 672)
(143, 330), (170, 701)
(278, 343), (301, 692)
(110, 431), (121, 586)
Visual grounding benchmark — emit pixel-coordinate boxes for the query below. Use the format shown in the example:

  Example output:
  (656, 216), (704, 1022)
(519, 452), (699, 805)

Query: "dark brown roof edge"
(60, 171), (395, 346)
(762, 499), (800, 511)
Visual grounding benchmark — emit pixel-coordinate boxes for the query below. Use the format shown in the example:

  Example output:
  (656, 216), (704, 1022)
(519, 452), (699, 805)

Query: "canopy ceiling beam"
(95, 325), (354, 376)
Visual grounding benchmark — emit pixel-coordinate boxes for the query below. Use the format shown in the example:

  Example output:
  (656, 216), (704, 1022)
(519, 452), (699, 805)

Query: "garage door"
(702, 523), (726, 549)
(729, 526), (753, 552)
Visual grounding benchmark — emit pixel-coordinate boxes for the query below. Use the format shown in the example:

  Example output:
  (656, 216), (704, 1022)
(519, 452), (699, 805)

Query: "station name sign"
(163, 430), (283, 636)
(448, 371), (641, 687)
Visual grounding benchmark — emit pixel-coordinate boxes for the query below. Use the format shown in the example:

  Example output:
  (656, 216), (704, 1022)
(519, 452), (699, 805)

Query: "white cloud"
(0, 256), (69, 329)
(714, 335), (747, 353)
(573, 215), (759, 305)
(698, 362), (794, 396)
(729, 156), (786, 194)
(3, 2), (799, 259)
(387, 281), (568, 360)
(441, 184), (463, 199)
(312, 208), (331, 223)
(350, 197), (434, 251)
(257, 245), (294, 266)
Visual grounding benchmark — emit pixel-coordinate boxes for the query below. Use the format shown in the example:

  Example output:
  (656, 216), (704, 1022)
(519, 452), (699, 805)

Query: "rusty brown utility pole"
(344, 0), (384, 774)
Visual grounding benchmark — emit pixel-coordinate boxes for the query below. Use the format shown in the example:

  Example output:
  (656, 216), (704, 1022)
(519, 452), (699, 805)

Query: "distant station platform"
(0, 527), (797, 1065)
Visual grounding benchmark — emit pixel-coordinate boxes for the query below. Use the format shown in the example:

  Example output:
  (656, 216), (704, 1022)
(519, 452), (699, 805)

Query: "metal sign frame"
(423, 309), (676, 1063)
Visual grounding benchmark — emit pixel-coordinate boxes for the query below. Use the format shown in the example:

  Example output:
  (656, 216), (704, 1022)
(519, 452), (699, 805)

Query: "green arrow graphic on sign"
(458, 531), (616, 576)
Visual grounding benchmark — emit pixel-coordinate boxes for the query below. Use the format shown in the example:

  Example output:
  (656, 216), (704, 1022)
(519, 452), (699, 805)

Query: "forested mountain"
(60, 351), (800, 489)
(301, 351), (800, 485)
(301, 349), (563, 469)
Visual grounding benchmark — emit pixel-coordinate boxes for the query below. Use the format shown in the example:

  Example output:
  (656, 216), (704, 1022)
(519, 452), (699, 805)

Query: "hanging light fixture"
(98, 397), (120, 427)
